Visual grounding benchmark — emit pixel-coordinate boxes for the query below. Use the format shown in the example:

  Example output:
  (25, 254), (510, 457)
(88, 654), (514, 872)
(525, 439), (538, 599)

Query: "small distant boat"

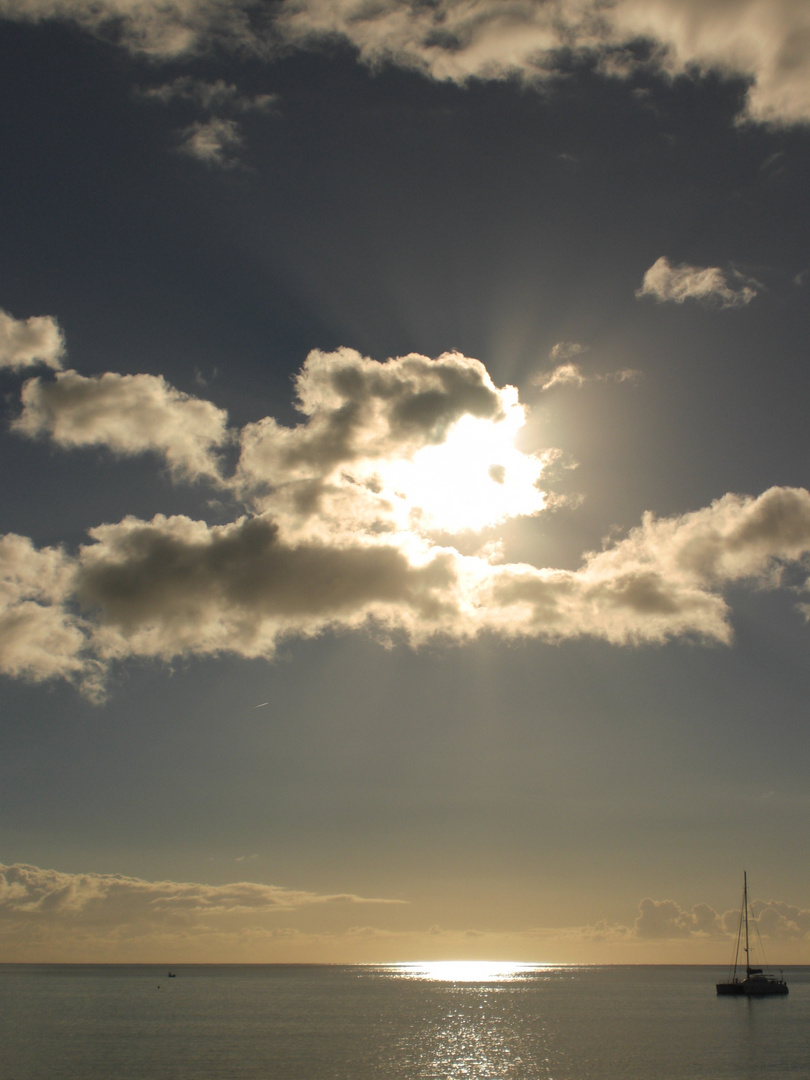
(168, 971), (176, 978)
(716, 872), (788, 996)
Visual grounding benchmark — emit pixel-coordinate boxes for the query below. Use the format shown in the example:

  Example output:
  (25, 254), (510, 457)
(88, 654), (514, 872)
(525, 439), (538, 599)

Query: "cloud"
(0, 0), (266, 58)
(5, 332), (810, 697)
(548, 894), (809, 946)
(484, 485), (810, 646)
(273, 0), (810, 126)
(0, 308), (64, 370)
(0, 533), (91, 685)
(2, 862), (807, 962)
(534, 362), (588, 390)
(0, 861), (404, 959)
(750, 899), (810, 939)
(233, 346), (553, 539)
(0, 862), (399, 921)
(139, 76), (277, 113)
(2, 2), (810, 125)
(549, 341), (587, 363)
(636, 256), (760, 307)
(13, 369), (230, 480)
(532, 361), (641, 391)
(178, 117), (244, 166)
(73, 513), (459, 664)
(633, 897), (724, 939)
(610, 0), (810, 127)
(138, 77), (278, 164)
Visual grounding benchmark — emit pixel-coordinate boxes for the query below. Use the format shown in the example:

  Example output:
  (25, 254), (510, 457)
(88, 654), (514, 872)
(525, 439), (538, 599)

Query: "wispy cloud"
(636, 256), (760, 308)
(0, 0), (268, 58)
(177, 117), (245, 167)
(138, 76), (279, 165)
(532, 345), (641, 392)
(549, 341), (587, 363)
(139, 76), (277, 113)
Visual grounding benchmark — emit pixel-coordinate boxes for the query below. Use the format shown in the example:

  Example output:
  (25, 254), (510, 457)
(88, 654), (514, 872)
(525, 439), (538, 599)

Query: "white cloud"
(178, 117), (244, 166)
(636, 256), (760, 307)
(13, 369), (230, 480)
(0, 308), (64, 370)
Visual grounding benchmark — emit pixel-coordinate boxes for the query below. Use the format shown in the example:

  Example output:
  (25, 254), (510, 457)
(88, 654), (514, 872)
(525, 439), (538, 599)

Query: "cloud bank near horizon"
(2, 861), (807, 961)
(2, 0), (810, 126)
(4, 313), (810, 700)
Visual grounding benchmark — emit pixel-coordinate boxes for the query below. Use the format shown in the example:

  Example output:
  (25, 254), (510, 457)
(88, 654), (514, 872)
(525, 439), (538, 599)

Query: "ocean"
(1, 963), (807, 1079)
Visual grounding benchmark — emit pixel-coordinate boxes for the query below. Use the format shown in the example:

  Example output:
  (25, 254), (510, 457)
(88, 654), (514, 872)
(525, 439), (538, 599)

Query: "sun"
(378, 397), (546, 535)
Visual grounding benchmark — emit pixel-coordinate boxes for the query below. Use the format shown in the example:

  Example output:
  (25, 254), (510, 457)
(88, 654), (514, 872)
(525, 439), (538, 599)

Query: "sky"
(2, 0), (810, 965)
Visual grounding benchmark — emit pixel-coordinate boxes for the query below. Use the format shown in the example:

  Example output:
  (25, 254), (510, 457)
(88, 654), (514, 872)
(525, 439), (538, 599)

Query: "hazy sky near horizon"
(2, 0), (810, 964)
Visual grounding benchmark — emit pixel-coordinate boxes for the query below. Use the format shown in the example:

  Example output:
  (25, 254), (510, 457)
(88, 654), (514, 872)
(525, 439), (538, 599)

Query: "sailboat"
(716, 872), (788, 996)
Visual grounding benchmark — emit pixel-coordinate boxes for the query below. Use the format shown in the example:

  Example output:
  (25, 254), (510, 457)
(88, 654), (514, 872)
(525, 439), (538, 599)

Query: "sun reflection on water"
(374, 962), (567, 1077)
(388, 960), (545, 983)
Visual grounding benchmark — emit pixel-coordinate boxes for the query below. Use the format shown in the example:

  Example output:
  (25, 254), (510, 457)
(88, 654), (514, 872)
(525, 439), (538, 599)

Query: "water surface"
(1, 963), (806, 1079)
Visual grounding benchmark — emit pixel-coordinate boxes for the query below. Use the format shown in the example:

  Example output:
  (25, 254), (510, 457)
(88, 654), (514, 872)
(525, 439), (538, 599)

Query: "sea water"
(1, 963), (807, 1079)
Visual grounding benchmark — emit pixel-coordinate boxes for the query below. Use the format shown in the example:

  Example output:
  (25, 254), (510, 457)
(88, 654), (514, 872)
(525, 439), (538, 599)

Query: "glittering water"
(2, 963), (807, 1079)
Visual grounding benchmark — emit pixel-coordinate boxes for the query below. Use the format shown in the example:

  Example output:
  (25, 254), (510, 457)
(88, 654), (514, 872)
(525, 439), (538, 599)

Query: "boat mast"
(743, 871), (750, 974)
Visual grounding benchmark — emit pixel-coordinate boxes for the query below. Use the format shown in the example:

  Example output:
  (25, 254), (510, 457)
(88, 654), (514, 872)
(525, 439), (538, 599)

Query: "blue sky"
(2, 0), (810, 963)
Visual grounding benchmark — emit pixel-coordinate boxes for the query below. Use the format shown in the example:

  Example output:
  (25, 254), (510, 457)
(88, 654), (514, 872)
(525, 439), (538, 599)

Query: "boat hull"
(716, 977), (788, 996)
(743, 977), (788, 996)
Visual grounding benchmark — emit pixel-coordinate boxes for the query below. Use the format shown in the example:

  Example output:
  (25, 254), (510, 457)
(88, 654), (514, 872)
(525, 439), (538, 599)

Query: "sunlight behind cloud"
(378, 398), (546, 535)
